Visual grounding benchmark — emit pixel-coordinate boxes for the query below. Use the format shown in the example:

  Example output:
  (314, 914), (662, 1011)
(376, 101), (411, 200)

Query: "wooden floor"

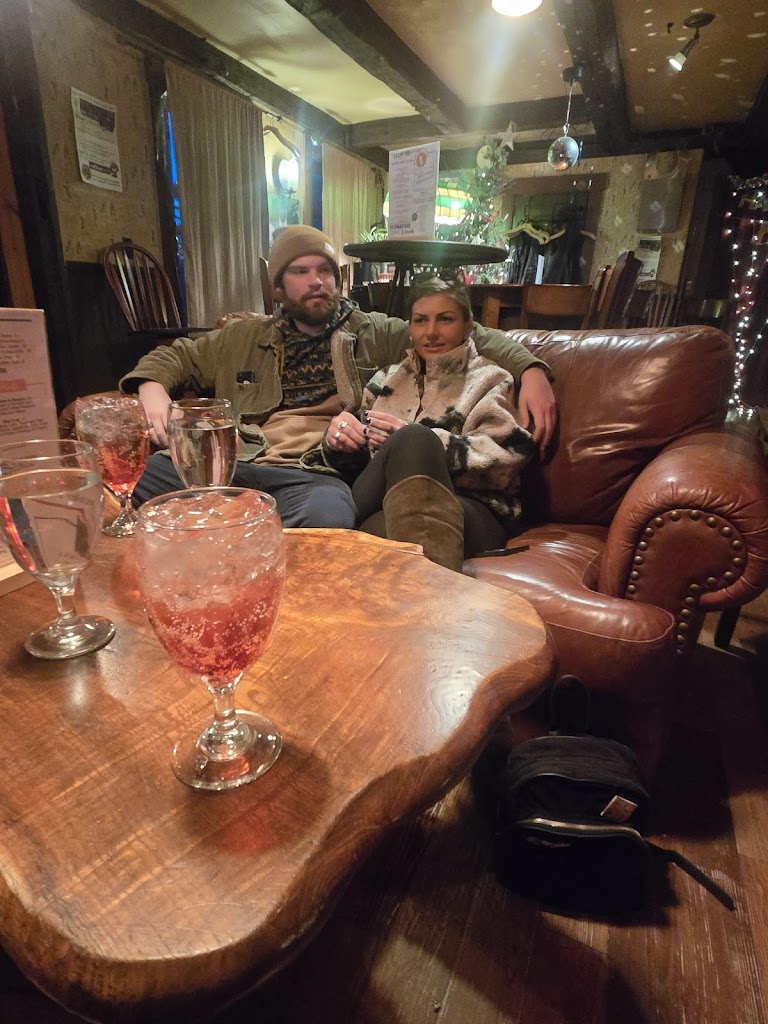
(2, 596), (768, 1024)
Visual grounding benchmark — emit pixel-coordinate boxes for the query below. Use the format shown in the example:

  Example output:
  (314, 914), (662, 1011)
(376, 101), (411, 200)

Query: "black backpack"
(489, 676), (734, 915)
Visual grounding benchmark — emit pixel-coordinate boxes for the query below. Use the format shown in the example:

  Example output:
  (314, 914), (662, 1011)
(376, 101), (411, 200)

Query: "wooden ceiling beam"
(281, 0), (466, 134)
(437, 127), (731, 172)
(745, 68), (768, 148)
(345, 96), (589, 152)
(438, 139), (604, 172)
(72, 0), (347, 145)
(552, 0), (632, 154)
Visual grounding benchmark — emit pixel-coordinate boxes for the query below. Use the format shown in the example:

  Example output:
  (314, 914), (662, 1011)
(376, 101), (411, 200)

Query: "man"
(121, 225), (556, 528)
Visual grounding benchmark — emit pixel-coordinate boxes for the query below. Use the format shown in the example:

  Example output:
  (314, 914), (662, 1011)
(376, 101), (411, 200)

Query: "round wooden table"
(343, 239), (508, 317)
(0, 529), (553, 1022)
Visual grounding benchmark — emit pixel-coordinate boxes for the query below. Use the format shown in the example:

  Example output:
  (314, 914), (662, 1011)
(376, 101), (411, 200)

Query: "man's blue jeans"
(133, 453), (357, 529)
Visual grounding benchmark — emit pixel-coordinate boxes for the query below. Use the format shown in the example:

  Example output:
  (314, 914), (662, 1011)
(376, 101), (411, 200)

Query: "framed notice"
(387, 142), (440, 240)
(0, 308), (59, 595)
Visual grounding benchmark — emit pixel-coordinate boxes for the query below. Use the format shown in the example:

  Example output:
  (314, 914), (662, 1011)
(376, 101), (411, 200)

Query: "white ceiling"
(140, 0), (768, 156)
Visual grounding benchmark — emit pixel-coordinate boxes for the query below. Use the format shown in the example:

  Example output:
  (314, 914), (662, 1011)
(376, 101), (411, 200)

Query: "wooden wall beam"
(0, 0), (76, 408)
(143, 55), (185, 321)
(281, 0), (466, 135)
(0, 102), (36, 308)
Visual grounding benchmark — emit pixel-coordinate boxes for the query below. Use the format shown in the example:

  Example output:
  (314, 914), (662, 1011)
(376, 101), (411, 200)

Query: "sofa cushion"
(504, 326), (735, 526)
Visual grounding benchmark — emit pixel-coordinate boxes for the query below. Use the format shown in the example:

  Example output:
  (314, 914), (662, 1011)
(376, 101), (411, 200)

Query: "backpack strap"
(647, 841), (735, 911)
(548, 675), (592, 735)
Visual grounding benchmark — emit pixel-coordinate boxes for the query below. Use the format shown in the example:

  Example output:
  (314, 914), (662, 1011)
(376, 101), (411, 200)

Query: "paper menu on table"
(387, 142), (440, 240)
(0, 308), (59, 595)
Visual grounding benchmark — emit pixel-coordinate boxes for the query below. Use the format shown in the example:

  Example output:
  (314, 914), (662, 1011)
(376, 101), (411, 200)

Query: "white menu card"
(0, 308), (59, 595)
(387, 142), (440, 240)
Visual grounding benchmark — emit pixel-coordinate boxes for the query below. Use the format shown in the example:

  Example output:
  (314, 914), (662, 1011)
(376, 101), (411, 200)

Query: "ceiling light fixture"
(668, 12), (715, 72)
(491, 0), (543, 16)
(547, 66), (583, 172)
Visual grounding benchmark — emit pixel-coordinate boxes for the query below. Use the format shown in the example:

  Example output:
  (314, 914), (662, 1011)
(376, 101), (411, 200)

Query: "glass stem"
(205, 685), (246, 758)
(49, 579), (84, 633)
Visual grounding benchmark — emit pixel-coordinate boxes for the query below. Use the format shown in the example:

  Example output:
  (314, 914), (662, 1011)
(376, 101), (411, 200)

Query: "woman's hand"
(365, 410), (408, 451)
(326, 412), (367, 452)
(138, 381), (173, 447)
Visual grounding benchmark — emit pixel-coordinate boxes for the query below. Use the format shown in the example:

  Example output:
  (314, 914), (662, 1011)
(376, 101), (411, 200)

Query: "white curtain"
(321, 143), (381, 270)
(166, 62), (266, 325)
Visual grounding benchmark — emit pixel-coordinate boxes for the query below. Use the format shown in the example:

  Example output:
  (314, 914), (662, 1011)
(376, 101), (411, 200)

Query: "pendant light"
(491, 0), (543, 16)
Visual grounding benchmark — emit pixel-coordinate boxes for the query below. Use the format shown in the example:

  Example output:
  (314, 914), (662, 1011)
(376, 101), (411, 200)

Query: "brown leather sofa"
(465, 324), (768, 777)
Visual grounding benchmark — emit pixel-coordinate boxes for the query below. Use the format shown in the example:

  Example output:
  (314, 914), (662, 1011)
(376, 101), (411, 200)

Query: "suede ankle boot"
(382, 474), (464, 572)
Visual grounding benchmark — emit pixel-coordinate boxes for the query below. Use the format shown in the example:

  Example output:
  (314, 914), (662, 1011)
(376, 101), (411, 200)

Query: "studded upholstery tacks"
(622, 509), (746, 653)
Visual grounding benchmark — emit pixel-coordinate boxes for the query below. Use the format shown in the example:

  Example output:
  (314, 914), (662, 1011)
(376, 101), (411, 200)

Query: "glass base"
(103, 506), (138, 537)
(171, 711), (282, 791)
(25, 615), (116, 660)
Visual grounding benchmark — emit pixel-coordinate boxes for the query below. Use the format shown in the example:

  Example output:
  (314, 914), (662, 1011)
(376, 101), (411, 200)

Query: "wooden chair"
(582, 264), (612, 329)
(644, 283), (678, 328)
(626, 282), (678, 330)
(518, 283), (593, 330)
(474, 284), (523, 330)
(593, 250), (642, 329)
(340, 263), (351, 297)
(102, 240), (184, 338)
(367, 281), (393, 313)
(258, 256), (273, 315)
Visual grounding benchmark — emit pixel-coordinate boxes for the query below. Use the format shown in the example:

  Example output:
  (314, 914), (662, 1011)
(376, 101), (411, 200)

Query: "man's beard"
(280, 288), (341, 326)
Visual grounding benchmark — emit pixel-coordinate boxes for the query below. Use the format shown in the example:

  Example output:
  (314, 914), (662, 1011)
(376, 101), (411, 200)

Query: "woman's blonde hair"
(407, 277), (473, 322)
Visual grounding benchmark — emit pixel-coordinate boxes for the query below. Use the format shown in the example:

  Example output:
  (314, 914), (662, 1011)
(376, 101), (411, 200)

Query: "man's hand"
(137, 381), (172, 447)
(326, 412), (366, 452)
(518, 367), (557, 458)
(365, 410), (407, 451)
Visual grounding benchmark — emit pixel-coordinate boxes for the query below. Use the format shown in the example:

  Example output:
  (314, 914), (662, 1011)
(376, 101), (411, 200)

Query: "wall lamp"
(668, 12), (715, 72)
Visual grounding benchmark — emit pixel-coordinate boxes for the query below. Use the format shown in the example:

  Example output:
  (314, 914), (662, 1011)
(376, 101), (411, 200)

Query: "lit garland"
(726, 175), (768, 417)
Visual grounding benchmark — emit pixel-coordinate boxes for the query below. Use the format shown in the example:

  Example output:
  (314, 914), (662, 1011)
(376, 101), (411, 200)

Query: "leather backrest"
(508, 326), (735, 526)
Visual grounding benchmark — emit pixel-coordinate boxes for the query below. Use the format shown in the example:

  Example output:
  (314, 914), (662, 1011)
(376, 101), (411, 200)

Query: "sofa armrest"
(598, 427), (768, 646)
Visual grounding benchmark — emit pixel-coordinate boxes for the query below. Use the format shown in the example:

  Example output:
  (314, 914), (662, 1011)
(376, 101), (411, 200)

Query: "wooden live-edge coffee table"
(0, 529), (553, 1022)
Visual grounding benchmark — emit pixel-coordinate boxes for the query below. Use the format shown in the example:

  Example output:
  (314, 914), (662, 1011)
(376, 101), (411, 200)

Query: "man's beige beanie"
(267, 225), (341, 289)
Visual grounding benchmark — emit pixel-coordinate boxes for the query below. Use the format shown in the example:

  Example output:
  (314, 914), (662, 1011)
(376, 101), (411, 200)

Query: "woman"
(319, 277), (535, 571)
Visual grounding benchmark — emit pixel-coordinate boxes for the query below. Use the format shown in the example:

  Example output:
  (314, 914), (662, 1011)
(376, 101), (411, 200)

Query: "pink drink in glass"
(135, 487), (286, 790)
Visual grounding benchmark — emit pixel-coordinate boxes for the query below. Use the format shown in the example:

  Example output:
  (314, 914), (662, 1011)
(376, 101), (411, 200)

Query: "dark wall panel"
(65, 262), (161, 396)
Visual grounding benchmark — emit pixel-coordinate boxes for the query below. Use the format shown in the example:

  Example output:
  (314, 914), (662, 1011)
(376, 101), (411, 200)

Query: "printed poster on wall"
(71, 87), (123, 192)
(0, 309), (59, 594)
(636, 235), (662, 283)
(387, 142), (440, 240)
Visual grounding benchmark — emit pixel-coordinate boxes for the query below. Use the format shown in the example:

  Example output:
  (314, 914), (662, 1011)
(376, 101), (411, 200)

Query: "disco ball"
(547, 134), (581, 172)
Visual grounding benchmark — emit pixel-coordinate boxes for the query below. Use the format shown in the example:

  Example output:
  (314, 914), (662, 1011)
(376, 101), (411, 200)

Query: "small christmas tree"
(441, 136), (510, 248)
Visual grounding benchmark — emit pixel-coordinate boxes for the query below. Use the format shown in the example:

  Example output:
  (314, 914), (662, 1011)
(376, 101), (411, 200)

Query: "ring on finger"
(333, 430), (341, 441)
(338, 420), (348, 432)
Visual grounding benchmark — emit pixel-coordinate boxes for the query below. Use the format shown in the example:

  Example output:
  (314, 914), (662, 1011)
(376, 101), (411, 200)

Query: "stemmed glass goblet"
(0, 439), (116, 659)
(75, 395), (149, 537)
(167, 398), (238, 487)
(135, 487), (286, 790)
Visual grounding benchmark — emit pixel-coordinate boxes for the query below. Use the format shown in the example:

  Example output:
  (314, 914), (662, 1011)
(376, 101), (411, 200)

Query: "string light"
(726, 175), (768, 419)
